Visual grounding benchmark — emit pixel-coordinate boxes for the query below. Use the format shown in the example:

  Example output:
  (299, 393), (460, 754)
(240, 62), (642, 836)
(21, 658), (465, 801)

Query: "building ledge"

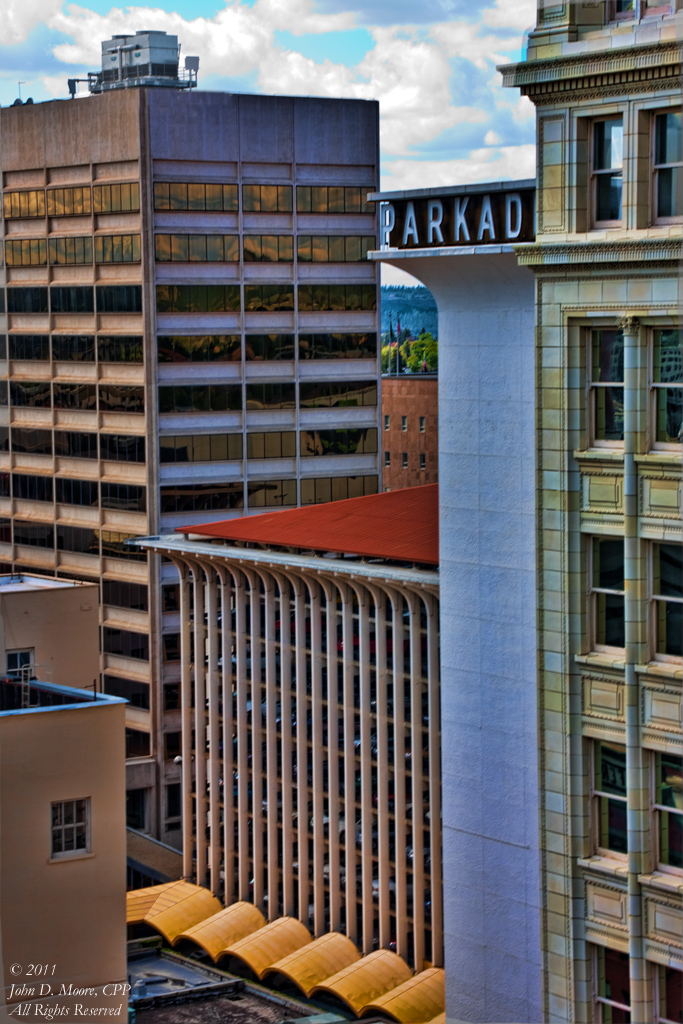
(638, 872), (683, 897)
(575, 652), (625, 672)
(574, 448), (624, 463)
(578, 855), (628, 880)
(635, 661), (683, 682)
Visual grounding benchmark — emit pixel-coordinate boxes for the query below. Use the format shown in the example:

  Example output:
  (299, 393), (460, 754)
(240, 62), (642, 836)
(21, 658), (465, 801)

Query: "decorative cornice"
(517, 238), (683, 266)
(617, 315), (640, 333)
(499, 40), (683, 89)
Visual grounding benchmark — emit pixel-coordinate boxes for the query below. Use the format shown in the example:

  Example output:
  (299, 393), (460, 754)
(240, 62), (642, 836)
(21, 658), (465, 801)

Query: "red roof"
(177, 484), (438, 565)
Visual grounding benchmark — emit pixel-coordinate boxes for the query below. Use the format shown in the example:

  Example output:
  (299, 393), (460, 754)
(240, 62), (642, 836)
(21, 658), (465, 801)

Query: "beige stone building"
(0, 678), (127, 1019)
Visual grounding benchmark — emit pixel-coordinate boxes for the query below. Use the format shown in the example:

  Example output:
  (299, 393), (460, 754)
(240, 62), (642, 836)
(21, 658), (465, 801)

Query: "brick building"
(381, 375), (438, 490)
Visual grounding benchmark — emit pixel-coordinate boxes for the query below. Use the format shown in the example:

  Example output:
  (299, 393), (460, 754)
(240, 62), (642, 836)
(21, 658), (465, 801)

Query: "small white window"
(401, 416), (408, 431)
(384, 451), (390, 467)
(420, 453), (426, 470)
(6, 649), (34, 680)
(401, 452), (408, 468)
(419, 417), (425, 433)
(51, 798), (90, 859)
(384, 415), (390, 431)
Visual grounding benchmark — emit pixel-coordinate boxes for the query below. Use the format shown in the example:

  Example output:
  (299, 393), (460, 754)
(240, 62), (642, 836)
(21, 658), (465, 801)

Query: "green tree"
(406, 332), (438, 373)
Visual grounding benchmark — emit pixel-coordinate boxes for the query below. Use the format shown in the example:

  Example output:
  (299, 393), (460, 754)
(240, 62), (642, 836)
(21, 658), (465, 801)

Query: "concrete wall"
(384, 250), (540, 1024)
(0, 580), (99, 690)
(0, 700), (127, 1016)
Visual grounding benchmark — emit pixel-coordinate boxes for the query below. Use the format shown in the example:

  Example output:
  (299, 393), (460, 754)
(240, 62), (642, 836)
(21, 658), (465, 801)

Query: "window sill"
(636, 660), (682, 682)
(576, 652), (625, 672)
(48, 851), (95, 865)
(635, 452), (682, 465)
(574, 448), (625, 463)
(638, 871), (682, 896)
(578, 855), (628, 879)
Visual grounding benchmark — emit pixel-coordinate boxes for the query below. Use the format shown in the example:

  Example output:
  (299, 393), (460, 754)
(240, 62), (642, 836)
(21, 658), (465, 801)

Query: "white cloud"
(4, 0), (62, 45)
(484, 129), (500, 145)
(482, 0), (536, 33)
(381, 143), (536, 191)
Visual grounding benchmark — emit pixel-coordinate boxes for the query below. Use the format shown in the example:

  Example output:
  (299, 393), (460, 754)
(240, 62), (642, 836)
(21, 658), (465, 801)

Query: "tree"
(406, 332), (438, 373)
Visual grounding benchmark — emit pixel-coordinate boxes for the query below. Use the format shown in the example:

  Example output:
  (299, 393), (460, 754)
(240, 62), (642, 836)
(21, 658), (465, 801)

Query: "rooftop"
(0, 573), (97, 594)
(177, 485), (438, 566)
(0, 678), (124, 716)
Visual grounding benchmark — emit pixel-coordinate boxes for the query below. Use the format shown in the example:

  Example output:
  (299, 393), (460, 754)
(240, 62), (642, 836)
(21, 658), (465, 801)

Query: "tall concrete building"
(0, 34), (380, 846)
(371, 1), (682, 1022)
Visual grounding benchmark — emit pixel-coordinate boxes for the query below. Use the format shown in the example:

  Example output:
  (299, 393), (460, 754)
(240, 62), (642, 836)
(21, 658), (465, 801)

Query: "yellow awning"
(362, 967), (445, 1022)
(177, 902), (266, 961)
(220, 917), (312, 978)
(310, 949), (413, 1015)
(126, 881), (221, 945)
(263, 932), (360, 996)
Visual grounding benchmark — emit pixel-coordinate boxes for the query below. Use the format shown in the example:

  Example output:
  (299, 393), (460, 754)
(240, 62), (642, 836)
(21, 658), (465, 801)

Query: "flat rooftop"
(0, 678), (124, 715)
(177, 484), (439, 566)
(0, 573), (97, 594)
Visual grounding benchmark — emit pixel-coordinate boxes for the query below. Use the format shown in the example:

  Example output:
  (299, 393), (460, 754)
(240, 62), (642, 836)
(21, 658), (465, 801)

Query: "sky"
(1, 0), (538, 285)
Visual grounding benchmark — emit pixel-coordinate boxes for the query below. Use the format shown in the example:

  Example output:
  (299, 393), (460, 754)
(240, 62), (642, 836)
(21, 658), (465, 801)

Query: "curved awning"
(310, 949), (413, 1016)
(177, 901), (266, 961)
(126, 880), (222, 945)
(219, 917), (312, 978)
(362, 967), (445, 1022)
(262, 932), (360, 996)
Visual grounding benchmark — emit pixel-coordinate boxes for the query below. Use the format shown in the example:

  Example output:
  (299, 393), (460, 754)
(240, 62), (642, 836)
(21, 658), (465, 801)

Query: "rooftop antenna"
(17, 81), (25, 101)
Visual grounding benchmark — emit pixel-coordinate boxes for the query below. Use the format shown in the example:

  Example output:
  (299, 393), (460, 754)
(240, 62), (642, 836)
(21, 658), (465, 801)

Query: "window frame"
(591, 116), (625, 228)
(649, 326), (682, 450)
(50, 797), (90, 861)
(588, 536), (626, 654)
(654, 963), (683, 1024)
(419, 453), (426, 470)
(590, 741), (628, 861)
(384, 451), (391, 468)
(651, 751), (683, 875)
(587, 327), (625, 449)
(652, 109), (683, 224)
(648, 542), (683, 663)
(591, 944), (631, 1023)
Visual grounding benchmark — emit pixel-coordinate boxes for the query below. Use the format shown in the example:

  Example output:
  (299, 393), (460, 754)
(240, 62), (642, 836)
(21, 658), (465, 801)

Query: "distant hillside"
(380, 285), (438, 339)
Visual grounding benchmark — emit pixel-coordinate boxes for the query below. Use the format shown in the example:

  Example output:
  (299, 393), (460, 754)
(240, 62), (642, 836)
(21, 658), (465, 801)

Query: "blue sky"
(2, 0), (537, 284)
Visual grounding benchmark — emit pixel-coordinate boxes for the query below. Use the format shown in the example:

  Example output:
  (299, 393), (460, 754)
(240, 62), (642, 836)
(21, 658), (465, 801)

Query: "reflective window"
(50, 287), (94, 314)
(244, 334), (294, 361)
(100, 530), (147, 561)
(98, 385), (144, 413)
(247, 479), (297, 508)
(7, 288), (48, 313)
(243, 236), (293, 262)
(9, 335), (50, 361)
(244, 285), (294, 312)
(11, 428), (52, 455)
(99, 434), (145, 462)
(156, 285), (240, 313)
(104, 675), (149, 709)
(655, 111), (682, 220)
(101, 483), (146, 513)
(296, 186), (375, 214)
(591, 538), (625, 649)
(594, 946), (630, 1023)
(155, 234), (238, 263)
(158, 385), (242, 414)
(93, 183), (139, 214)
(652, 328), (682, 445)
(298, 284), (376, 311)
(46, 187), (92, 217)
(247, 432), (296, 459)
(54, 431), (98, 459)
(300, 475), (378, 505)
(652, 543), (683, 658)
(160, 482), (244, 513)
(55, 477), (98, 507)
(592, 118), (623, 223)
(10, 381), (51, 408)
(51, 798), (89, 858)
(593, 741), (627, 854)
(245, 382), (296, 409)
(299, 380), (377, 408)
(5, 239), (47, 267)
(126, 730), (151, 758)
(297, 236), (375, 262)
(13, 520), (54, 548)
(0, 428), (7, 452)
(97, 286), (142, 313)
(54, 384), (97, 411)
(300, 428), (378, 456)
(657, 964), (683, 1024)
(103, 627), (149, 661)
(163, 634), (181, 662)
(52, 335), (95, 361)
(12, 473), (53, 502)
(298, 333), (377, 360)
(48, 237), (92, 265)
(159, 433), (242, 463)
(97, 336), (143, 363)
(242, 184), (292, 213)
(0, 336), (5, 360)
(56, 525), (98, 555)
(94, 235), (141, 263)
(654, 752), (682, 870)
(590, 329), (624, 442)
(153, 182), (237, 212)
(3, 190), (46, 219)
(157, 335), (240, 363)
